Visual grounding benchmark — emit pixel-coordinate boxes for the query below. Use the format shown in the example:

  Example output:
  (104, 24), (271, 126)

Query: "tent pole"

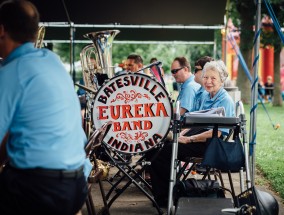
(249, 0), (261, 186)
(69, 22), (75, 83)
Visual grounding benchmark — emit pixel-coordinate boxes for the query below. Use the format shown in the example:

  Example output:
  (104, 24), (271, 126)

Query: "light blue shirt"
(0, 43), (87, 170)
(177, 75), (200, 112)
(200, 87), (235, 134)
(192, 86), (208, 111)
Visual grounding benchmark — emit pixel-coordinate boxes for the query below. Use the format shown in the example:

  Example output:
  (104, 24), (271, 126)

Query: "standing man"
(0, 1), (88, 214)
(171, 57), (200, 115)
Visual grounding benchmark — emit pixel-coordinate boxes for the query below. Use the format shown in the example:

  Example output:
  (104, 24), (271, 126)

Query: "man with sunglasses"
(171, 57), (200, 115)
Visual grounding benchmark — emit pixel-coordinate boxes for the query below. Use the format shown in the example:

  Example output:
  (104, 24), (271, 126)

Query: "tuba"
(34, 26), (45, 48)
(80, 30), (120, 93)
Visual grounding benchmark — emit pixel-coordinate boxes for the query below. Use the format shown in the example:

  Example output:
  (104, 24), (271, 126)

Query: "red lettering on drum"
(113, 122), (121, 131)
(98, 106), (108, 119)
(134, 104), (143, 117)
(110, 105), (120, 120)
(122, 105), (134, 118)
(132, 120), (152, 130)
(97, 103), (169, 120)
(122, 122), (132, 131)
(156, 103), (169, 117)
(113, 120), (153, 131)
(144, 103), (154, 117)
(98, 95), (107, 104)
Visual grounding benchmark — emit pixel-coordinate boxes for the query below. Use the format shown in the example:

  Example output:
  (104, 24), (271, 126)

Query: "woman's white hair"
(202, 60), (228, 83)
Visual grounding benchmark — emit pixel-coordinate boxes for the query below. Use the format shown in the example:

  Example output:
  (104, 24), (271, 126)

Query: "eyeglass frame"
(194, 68), (203, 74)
(171, 67), (184, 74)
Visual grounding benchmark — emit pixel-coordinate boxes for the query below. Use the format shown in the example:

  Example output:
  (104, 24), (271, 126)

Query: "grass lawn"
(244, 103), (284, 199)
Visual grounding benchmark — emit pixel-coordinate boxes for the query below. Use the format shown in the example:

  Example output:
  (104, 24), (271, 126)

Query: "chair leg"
(85, 190), (96, 215)
(98, 178), (110, 215)
(217, 170), (225, 188)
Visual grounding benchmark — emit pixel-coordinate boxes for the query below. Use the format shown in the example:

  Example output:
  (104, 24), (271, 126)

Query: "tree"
(265, 1), (284, 106)
(231, 0), (283, 105)
(53, 42), (213, 80)
(231, 0), (256, 104)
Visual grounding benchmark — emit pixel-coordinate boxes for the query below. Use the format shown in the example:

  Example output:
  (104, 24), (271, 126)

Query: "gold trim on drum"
(92, 73), (173, 154)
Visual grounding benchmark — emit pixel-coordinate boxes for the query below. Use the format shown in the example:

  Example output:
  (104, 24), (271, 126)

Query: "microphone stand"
(167, 101), (181, 215)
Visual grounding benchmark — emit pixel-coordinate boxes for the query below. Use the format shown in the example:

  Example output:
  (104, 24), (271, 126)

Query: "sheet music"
(184, 107), (225, 117)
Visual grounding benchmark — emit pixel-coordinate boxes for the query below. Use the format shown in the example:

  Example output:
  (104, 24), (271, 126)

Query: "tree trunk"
(235, 1), (256, 104)
(272, 37), (283, 106)
(236, 49), (252, 104)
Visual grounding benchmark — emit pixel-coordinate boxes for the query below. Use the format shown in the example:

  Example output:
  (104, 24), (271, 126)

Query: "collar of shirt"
(2, 42), (35, 66)
(180, 75), (195, 89)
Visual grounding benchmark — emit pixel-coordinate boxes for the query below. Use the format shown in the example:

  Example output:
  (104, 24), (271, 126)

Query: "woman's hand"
(180, 128), (190, 136)
(178, 135), (197, 144)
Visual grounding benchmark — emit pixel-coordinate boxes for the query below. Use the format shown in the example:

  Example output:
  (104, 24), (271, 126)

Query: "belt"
(8, 164), (84, 179)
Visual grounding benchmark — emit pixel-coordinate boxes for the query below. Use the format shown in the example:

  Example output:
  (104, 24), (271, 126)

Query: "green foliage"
(52, 42), (215, 75)
(244, 104), (284, 199)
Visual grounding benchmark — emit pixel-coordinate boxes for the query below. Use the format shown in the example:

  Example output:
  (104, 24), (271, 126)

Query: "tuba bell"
(80, 30), (120, 93)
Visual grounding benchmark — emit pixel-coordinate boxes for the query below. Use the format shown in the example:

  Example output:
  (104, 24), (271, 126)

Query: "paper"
(184, 107), (225, 117)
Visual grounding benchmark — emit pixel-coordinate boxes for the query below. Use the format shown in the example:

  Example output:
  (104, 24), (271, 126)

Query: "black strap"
(213, 124), (219, 137)
(233, 125), (240, 140)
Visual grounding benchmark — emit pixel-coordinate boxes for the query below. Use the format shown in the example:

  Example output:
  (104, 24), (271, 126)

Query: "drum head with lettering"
(92, 73), (172, 154)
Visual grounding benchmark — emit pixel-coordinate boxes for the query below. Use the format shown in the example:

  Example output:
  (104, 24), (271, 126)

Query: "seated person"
(148, 60), (235, 207)
(264, 75), (274, 102)
(192, 56), (214, 111)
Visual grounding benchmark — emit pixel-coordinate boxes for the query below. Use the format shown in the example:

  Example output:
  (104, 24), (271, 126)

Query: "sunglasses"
(171, 67), (184, 74)
(194, 68), (202, 74)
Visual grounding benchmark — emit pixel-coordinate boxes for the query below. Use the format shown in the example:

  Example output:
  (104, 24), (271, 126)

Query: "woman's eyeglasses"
(171, 67), (184, 74)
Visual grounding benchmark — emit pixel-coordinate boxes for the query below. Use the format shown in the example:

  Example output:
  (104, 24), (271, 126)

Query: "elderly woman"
(149, 60), (235, 207)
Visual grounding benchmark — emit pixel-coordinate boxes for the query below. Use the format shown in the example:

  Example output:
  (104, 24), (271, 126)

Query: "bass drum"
(92, 73), (173, 155)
